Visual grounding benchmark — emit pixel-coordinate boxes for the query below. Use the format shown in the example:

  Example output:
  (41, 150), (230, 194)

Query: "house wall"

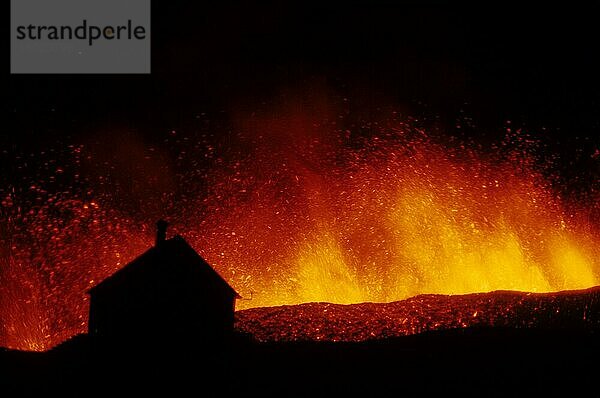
(87, 240), (237, 345)
(88, 284), (236, 345)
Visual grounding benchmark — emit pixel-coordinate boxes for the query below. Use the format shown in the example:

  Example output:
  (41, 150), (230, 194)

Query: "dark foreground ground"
(1, 327), (599, 397)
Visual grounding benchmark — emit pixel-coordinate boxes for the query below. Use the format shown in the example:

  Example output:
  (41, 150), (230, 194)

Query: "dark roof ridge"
(87, 235), (239, 298)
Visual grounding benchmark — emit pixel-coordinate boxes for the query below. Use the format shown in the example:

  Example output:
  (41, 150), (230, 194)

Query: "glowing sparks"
(1, 108), (599, 351)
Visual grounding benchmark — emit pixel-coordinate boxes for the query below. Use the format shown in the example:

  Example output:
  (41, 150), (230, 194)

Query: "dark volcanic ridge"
(235, 287), (600, 342)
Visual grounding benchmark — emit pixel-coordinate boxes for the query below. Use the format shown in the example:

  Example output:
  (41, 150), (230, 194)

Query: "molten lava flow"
(195, 131), (598, 310)
(1, 106), (599, 351)
(235, 287), (600, 342)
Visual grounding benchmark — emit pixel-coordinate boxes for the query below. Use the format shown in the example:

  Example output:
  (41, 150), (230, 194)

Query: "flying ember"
(1, 103), (599, 351)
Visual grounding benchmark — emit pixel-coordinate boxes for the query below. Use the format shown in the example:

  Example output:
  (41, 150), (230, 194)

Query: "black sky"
(6, 1), (600, 150)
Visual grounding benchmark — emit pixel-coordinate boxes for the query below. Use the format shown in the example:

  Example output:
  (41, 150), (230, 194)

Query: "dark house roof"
(88, 234), (239, 299)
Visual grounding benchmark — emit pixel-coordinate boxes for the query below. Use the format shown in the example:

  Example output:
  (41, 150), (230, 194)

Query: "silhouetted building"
(88, 221), (239, 345)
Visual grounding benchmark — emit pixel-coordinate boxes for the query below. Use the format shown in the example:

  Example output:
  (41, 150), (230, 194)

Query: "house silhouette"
(88, 220), (239, 346)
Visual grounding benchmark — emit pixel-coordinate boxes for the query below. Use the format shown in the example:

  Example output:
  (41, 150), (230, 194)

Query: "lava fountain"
(1, 101), (599, 351)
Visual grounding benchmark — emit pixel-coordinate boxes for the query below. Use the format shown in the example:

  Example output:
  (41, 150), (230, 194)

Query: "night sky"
(6, 1), (600, 193)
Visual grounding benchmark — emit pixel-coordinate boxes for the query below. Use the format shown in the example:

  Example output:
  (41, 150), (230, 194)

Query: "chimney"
(156, 219), (169, 247)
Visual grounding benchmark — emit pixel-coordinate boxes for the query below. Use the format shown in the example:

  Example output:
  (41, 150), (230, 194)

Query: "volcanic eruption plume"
(1, 94), (599, 351)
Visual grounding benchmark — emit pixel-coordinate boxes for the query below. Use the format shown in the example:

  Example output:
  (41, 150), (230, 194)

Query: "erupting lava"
(1, 101), (599, 351)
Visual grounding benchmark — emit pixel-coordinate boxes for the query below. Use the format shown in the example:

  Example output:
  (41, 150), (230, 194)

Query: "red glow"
(1, 101), (599, 351)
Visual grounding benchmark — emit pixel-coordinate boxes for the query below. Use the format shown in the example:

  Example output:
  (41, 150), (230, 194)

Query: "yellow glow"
(386, 190), (556, 297)
(549, 235), (597, 289)
(239, 183), (599, 308)
(294, 233), (365, 304)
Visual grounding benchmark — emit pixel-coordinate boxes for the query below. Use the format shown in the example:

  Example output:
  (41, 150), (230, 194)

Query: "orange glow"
(1, 103), (599, 351)
(200, 137), (598, 309)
